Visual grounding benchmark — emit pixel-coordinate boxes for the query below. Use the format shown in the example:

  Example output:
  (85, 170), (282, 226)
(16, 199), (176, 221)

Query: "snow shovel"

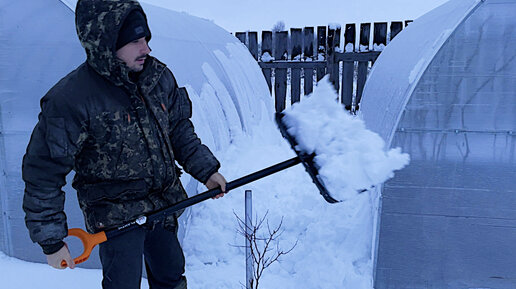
(62, 112), (338, 267)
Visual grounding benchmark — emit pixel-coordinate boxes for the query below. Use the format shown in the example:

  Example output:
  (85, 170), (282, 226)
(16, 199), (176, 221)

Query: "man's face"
(116, 37), (151, 72)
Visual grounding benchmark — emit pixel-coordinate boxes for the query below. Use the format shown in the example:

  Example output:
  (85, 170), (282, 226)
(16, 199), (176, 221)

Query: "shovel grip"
(60, 228), (107, 267)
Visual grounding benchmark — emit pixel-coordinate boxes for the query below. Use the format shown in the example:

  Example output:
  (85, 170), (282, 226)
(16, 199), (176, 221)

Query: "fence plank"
(274, 31), (288, 112)
(327, 25), (340, 91)
(373, 22), (387, 50)
(390, 21), (403, 41)
(341, 61), (354, 109)
(291, 28), (303, 60)
(316, 26), (327, 81)
(261, 31), (273, 58)
(359, 23), (371, 51)
(357, 23), (371, 108)
(248, 32), (258, 60)
(344, 24), (356, 52)
(303, 27), (315, 95)
(333, 26), (342, 93)
(261, 31), (273, 93)
(291, 28), (303, 104)
(235, 32), (246, 45)
(259, 61), (325, 69)
(335, 51), (380, 62)
(342, 24), (356, 109)
(291, 68), (301, 104)
(303, 27), (314, 59)
(356, 61), (368, 109)
(372, 22), (387, 66)
(334, 26), (341, 52)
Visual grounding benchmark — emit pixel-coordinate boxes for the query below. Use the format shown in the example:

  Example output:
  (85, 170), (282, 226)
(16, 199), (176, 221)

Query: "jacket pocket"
(89, 109), (148, 179)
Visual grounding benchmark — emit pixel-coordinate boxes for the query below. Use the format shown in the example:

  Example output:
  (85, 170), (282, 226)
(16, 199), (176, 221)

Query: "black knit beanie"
(116, 10), (151, 50)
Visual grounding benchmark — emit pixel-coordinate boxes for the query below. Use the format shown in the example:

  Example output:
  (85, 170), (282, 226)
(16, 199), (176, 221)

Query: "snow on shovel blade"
(275, 112), (339, 204)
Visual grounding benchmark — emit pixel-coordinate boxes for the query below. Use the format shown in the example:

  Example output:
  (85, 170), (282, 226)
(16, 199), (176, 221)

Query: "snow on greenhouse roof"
(359, 0), (481, 146)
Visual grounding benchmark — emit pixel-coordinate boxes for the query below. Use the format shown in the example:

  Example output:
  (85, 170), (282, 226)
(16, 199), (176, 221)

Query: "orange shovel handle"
(61, 228), (107, 267)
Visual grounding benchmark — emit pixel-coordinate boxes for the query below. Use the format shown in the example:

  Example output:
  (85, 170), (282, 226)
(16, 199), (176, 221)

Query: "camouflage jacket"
(22, 0), (220, 253)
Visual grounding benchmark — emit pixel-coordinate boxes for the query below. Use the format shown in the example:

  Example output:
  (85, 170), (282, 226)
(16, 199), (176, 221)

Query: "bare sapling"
(234, 211), (297, 289)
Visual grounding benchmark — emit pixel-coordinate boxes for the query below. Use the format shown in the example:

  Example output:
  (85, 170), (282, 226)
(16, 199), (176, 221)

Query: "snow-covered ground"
(0, 251), (149, 289)
(1, 79), (407, 289)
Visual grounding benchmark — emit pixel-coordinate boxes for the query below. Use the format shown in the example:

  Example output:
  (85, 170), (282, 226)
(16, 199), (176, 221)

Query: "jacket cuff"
(41, 241), (65, 255)
(200, 162), (221, 184)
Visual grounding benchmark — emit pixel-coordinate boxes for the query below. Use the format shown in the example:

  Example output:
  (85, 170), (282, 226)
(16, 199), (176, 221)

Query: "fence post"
(235, 32), (247, 46)
(274, 31), (288, 112)
(245, 190), (253, 289)
(373, 22), (387, 51)
(355, 23), (371, 111)
(303, 27), (315, 96)
(316, 26), (327, 81)
(261, 31), (273, 93)
(291, 28), (302, 104)
(359, 23), (371, 52)
(390, 21), (403, 41)
(327, 25), (341, 93)
(342, 24), (356, 110)
(248, 32), (259, 60)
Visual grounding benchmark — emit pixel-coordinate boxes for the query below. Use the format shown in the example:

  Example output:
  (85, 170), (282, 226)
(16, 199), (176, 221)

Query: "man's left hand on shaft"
(205, 172), (227, 199)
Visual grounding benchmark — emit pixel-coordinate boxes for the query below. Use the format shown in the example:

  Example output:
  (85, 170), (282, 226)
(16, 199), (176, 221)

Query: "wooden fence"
(235, 21), (412, 112)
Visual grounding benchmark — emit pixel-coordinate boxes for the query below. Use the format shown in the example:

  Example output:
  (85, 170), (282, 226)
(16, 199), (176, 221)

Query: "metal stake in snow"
(245, 190), (253, 289)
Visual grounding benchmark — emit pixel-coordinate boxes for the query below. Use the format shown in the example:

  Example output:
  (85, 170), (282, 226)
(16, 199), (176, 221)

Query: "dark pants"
(99, 221), (186, 289)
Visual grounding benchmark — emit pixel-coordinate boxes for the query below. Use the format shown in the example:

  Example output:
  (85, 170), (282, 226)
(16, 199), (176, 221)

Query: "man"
(22, 0), (226, 288)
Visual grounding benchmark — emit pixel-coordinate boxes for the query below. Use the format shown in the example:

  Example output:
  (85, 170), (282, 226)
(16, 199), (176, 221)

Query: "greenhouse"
(0, 0), (271, 268)
(360, 0), (516, 288)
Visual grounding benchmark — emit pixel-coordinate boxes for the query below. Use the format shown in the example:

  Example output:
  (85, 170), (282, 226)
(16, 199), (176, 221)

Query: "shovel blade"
(275, 112), (340, 203)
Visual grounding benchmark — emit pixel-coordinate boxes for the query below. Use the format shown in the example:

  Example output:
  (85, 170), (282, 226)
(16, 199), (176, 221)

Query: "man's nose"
(141, 42), (151, 54)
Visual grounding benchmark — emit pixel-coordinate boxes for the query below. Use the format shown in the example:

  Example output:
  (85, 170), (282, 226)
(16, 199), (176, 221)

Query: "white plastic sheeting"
(360, 0), (516, 288)
(0, 0), (272, 268)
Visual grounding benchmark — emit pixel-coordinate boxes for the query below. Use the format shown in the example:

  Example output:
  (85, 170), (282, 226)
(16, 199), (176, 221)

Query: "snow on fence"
(234, 21), (413, 112)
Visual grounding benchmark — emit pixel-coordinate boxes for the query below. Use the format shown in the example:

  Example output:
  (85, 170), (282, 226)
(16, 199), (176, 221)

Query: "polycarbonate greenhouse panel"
(0, 0), (271, 269)
(361, 0), (516, 288)
(0, 0), (85, 264)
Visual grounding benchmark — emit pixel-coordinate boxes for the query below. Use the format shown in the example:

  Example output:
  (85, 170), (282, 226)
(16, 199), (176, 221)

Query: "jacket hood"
(75, 0), (152, 86)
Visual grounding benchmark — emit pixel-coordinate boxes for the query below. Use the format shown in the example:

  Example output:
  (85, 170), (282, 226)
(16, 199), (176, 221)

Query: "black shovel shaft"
(106, 156), (301, 239)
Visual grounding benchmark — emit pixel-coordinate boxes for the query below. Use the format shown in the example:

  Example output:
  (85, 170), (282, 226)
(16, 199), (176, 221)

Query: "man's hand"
(46, 243), (75, 269)
(205, 172), (227, 199)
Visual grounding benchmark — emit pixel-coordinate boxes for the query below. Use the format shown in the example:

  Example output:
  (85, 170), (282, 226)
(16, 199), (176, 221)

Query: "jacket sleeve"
(168, 82), (220, 184)
(22, 92), (87, 254)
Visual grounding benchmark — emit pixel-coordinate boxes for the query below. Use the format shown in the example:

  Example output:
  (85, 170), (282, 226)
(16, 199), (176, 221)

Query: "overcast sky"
(142, 0), (451, 32)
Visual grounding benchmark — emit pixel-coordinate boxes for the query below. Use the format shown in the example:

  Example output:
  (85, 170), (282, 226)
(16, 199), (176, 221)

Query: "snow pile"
(0, 251), (150, 289)
(183, 121), (380, 289)
(282, 76), (410, 201)
(182, 77), (409, 289)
